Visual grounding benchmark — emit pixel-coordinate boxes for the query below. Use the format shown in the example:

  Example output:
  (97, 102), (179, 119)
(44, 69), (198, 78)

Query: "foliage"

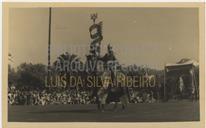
(8, 63), (47, 88)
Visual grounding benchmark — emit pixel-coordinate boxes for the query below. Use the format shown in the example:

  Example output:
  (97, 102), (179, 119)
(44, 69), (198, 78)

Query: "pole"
(47, 7), (52, 86)
(48, 7), (51, 75)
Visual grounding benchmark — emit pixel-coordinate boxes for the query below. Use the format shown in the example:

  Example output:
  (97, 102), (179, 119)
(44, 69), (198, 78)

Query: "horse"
(96, 70), (129, 112)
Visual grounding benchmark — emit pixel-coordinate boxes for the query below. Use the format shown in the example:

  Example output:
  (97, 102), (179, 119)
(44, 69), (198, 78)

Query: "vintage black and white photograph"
(7, 6), (202, 123)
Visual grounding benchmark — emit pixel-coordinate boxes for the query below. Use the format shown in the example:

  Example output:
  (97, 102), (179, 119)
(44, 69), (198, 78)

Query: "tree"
(53, 52), (86, 89)
(8, 64), (18, 87)
(53, 52), (83, 74)
(15, 63), (47, 88)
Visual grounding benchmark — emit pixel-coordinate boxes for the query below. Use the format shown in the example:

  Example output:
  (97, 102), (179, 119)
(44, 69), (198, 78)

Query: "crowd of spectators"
(8, 86), (157, 106)
(8, 86), (93, 105)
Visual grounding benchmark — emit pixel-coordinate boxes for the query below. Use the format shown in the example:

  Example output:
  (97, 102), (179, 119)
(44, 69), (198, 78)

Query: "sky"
(9, 7), (199, 69)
